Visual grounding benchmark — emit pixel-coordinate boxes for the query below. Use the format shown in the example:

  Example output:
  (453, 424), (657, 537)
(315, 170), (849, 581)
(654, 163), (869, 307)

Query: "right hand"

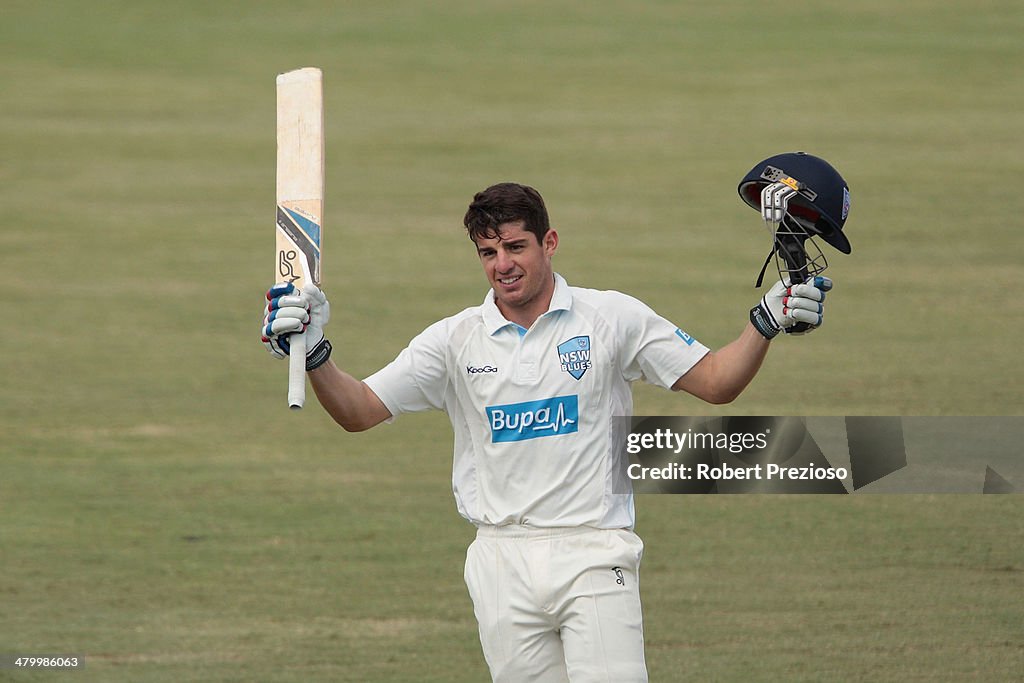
(261, 282), (331, 359)
(749, 276), (833, 340)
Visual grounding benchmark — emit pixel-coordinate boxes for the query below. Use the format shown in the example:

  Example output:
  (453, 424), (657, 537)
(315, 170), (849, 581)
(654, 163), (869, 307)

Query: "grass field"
(2, 1), (1022, 681)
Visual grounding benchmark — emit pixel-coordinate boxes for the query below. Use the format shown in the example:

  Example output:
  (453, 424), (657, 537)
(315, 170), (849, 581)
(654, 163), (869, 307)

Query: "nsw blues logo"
(557, 336), (592, 380)
(487, 395), (579, 443)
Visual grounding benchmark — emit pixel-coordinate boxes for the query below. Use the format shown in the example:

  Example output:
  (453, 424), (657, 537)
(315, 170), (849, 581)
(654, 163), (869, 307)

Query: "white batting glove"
(750, 276), (833, 339)
(300, 284), (332, 369)
(262, 282), (308, 358)
(261, 283), (332, 368)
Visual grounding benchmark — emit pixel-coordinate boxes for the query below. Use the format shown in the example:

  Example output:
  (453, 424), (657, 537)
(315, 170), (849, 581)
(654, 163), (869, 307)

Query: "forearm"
(673, 323), (770, 404)
(308, 359), (391, 432)
(708, 322), (771, 401)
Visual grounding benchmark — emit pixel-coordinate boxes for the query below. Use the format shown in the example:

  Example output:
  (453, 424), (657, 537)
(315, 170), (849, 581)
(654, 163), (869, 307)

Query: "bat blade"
(276, 67), (324, 409)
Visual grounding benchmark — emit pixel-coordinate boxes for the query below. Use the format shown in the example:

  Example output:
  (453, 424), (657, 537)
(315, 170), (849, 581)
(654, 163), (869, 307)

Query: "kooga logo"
(486, 395), (579, 443)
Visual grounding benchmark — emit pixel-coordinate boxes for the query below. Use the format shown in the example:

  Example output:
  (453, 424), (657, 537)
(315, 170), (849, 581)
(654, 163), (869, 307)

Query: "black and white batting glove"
(261, 282), (333, 369)
(750, 276), (833, 339)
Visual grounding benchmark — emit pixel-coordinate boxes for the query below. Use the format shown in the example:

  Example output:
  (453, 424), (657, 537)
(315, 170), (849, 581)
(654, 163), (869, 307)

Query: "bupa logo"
(675, 328), (695, 346)
(486, 395), (579, 443)
(557, 336), (592, 380)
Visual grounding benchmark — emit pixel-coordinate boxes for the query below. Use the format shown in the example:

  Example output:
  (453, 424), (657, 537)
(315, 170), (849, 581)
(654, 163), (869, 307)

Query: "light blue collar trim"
(482, 273), (572, 336)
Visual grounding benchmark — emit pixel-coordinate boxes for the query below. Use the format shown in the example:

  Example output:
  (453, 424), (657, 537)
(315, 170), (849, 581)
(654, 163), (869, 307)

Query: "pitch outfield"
(2, 1), (1022, 680)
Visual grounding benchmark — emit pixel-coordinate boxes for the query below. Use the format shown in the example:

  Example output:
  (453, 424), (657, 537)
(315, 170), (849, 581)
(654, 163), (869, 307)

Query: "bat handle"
(288, 331), (307, 409)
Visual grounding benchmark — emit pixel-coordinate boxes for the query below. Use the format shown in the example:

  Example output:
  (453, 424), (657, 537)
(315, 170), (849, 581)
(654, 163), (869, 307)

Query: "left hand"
(262, 282), (333, 364)
(750, 276), (833, 339)
(261, 282), (309, 359)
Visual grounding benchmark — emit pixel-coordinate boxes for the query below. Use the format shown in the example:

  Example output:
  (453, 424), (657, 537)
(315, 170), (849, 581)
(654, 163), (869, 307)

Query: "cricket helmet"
(738, 151), (852, 254)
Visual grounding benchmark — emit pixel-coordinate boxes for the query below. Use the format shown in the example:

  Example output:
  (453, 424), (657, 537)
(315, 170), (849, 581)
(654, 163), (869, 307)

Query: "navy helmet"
(738, 152), (852, 254)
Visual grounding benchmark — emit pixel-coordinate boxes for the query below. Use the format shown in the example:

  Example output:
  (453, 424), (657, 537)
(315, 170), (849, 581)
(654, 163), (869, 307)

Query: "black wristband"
(305, 338), (333, 371)
(749, 305), (780, 340)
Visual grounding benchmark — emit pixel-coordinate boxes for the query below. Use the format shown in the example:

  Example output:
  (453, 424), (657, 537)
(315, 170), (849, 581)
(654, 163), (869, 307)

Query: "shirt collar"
(482, 273), (572, 336)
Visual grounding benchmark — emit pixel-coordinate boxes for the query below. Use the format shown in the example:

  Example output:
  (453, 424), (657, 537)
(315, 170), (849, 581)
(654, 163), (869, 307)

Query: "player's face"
(475, 221), (558, 326)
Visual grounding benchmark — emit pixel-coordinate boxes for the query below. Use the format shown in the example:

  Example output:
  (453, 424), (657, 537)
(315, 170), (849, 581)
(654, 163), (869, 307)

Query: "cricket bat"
(276, 67), (324, 409)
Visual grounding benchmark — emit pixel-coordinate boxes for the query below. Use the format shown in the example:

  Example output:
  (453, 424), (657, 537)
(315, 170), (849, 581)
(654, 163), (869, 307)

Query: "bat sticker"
(278, 249), (298, 281)
(276, 205), (321, 284)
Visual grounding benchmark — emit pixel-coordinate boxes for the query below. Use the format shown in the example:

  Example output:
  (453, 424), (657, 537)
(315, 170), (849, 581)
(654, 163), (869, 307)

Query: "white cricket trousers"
(463, 525), (648, 683)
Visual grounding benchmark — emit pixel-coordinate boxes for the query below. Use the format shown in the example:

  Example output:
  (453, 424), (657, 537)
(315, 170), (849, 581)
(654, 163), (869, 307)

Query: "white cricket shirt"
(364, 274), (709, 529)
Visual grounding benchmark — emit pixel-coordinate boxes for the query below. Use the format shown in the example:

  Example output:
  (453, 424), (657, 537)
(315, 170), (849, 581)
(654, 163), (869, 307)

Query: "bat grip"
(288, 332), (307, 409)
(776, 230), (814, 334)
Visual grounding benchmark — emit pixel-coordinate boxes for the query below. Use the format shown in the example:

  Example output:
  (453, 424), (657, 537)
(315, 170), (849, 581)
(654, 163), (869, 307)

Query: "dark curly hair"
(463, 182), (550, 244)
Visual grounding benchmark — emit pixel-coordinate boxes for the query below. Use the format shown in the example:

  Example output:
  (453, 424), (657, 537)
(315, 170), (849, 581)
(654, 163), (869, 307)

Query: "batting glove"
(750, 276), (833, 339)
(261, 282), (333, 369)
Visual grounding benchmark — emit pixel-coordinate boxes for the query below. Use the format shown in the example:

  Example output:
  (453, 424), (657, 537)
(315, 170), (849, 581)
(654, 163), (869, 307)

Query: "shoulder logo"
(557, 336), (592, 380)
(675, 328), (695, 346)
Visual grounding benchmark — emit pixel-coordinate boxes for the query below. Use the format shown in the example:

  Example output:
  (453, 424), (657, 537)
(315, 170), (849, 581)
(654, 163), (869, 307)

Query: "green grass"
(1, 1), (1022, 680)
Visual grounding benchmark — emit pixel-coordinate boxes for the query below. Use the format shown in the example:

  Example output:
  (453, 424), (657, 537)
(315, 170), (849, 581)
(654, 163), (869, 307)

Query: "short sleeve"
(609, 292), (710, 389)
(363, 319), (450, 416)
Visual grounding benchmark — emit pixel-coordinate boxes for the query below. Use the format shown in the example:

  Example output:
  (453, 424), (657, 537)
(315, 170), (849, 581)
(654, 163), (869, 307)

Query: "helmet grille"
(770, 215), (828, 285)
